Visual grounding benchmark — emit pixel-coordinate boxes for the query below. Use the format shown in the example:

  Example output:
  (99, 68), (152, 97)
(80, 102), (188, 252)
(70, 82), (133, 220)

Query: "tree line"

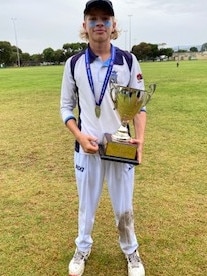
(0, 40), (206, 67)
(0, 41), (88, 67)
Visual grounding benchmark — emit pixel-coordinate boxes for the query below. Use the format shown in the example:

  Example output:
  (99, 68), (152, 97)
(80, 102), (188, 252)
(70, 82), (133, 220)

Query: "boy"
(60, 1), (146, 275)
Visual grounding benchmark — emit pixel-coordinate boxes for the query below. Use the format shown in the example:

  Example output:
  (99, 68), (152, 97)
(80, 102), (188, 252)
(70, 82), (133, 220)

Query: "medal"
(85, 46), (116, 119)
(95, 105), (101, 118)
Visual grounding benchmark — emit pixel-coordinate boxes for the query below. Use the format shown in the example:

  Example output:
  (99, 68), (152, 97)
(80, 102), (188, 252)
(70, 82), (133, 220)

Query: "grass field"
(0, 60), (206, 276)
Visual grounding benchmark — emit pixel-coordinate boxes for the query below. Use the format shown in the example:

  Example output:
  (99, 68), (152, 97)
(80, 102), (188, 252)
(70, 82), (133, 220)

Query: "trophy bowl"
(99, 83), (156, 165)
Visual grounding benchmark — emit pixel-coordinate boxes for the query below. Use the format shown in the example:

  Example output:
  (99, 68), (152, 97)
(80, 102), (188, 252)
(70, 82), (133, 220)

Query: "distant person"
(60, 1), (147, 275)
(176, 62), (179, 67)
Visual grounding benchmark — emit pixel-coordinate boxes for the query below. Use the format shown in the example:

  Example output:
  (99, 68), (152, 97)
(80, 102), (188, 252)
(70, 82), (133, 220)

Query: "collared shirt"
(60, 45), (145, 154)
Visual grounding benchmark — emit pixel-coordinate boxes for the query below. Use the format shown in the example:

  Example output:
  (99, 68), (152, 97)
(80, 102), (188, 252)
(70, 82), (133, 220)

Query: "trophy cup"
(99, 83), (156, 165)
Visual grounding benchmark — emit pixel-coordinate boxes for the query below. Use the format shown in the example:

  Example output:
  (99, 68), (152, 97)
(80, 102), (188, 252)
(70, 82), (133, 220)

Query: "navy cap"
(84, 0), (114, 16)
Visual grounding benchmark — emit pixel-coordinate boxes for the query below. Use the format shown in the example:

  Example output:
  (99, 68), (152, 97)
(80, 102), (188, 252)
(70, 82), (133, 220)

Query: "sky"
(1, 0), (207, 54)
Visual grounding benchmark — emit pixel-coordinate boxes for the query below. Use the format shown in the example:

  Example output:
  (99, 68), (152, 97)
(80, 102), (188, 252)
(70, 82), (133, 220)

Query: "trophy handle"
(110, 85), (118, 109)
(141, 83), (156, 107)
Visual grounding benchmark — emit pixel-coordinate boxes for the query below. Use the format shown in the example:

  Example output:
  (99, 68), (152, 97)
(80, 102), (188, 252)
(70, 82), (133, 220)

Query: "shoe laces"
(127, 251), (141, 268)
(73, 250), (88, 264)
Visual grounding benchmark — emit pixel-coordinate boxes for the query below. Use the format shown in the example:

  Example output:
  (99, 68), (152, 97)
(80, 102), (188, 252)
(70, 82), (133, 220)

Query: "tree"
(21, 53), (31, 66)
(11, 45), (22, 66)
(132, 42), (159, 61)
(148, 43), (159, 60)
(54, 49), (65, 64)
(30, 54), (43, 65)
(63, 42), (87, 60)
(0, 41), (24, 66)
(201, 43), (207, 52)
(42, 47), (55, 63)
(159, 47), (174, 58)
(0, 41), (13, 66)
(132, 42), (151, 60)
(189, 47), (198, 52)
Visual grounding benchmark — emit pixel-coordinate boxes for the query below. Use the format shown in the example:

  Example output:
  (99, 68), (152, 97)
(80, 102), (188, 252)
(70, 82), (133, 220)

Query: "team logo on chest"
(110, 70), (118, 84)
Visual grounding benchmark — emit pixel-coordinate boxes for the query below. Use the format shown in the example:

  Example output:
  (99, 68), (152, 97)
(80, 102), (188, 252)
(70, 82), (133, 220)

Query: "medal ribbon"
(85, 45), (116, 107)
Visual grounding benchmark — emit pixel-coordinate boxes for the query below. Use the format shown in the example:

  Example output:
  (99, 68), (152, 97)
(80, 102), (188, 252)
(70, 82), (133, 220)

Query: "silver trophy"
(99, 83), (156, 165)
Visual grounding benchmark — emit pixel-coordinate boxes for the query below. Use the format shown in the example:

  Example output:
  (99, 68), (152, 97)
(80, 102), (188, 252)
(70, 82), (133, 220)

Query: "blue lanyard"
(85, 45), (116, 107)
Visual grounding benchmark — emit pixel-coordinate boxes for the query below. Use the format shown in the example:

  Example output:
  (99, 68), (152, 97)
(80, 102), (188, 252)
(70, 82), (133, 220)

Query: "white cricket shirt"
(60, 45), (145, 154)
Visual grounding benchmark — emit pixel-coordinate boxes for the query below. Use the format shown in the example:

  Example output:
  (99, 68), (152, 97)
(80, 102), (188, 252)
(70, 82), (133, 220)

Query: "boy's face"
(83, 8), (116, 43)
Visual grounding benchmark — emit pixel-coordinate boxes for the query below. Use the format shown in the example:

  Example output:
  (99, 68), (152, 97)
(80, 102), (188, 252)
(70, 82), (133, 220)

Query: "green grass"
(0, 61), (206, 275)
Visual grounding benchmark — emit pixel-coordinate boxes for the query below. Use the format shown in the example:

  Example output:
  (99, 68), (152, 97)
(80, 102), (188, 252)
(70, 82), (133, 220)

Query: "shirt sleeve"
(60, 58), (77, 124)
(129, 54), (146, 112)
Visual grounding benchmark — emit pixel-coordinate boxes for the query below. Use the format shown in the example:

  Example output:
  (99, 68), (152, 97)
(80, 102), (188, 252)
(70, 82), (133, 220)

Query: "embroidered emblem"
(137, 73), (143, 81)
(110, 70), (118, 84)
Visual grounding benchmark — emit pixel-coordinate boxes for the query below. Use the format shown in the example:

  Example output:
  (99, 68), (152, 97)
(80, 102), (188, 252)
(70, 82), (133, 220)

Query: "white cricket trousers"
(74, 152), (138, 255)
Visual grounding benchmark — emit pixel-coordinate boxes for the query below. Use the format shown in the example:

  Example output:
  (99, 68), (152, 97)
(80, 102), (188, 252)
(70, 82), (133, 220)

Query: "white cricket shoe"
(126, 250), (145, 276)
(68, 249), (91, 276)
